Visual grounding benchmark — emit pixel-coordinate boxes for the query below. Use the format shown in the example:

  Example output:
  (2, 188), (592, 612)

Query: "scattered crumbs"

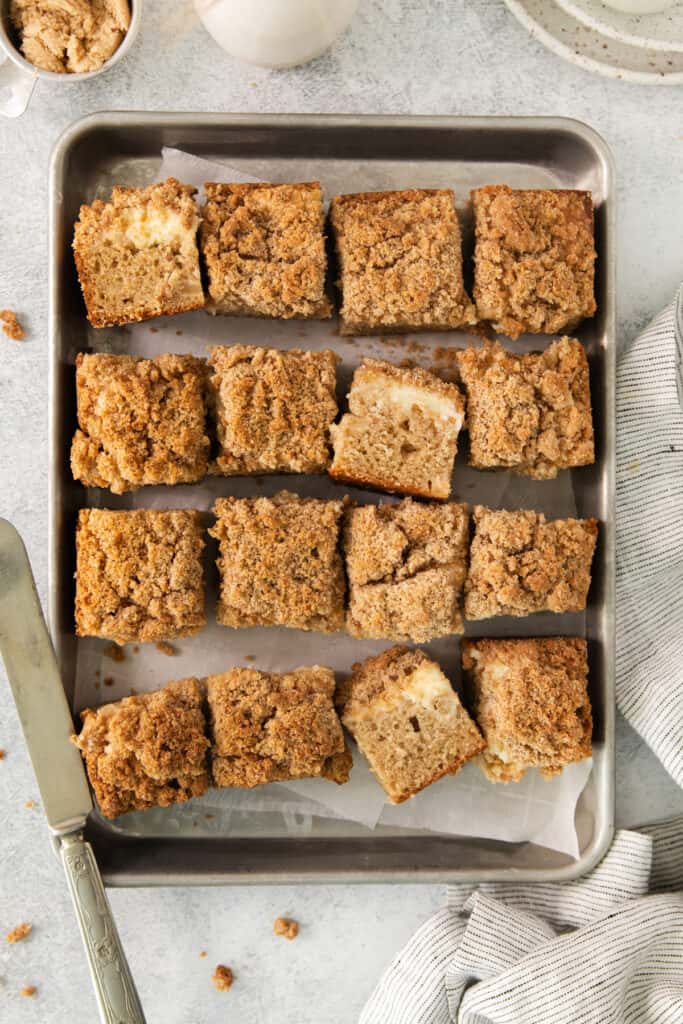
(103, 677), (114, 687)
(212, 965), (234, 992)
(155, 641), (176, 657)
(193, 820), (199, 828)
(0, 309), (25, 341)
(6, 923), (32, 944)
(0, 749), (5, 760)
(24, 800), (34, 809)
(94, 682), (101, 690)
(94, 669), (100, 678)
(199, 950), (207, 958)
(149, 326), (159, 333)
(204, 814), (215, 820)
(244, 654), (255, 662)
(103, 643), (125, 663)
(406, 340), (425, 354)
(20, 986), (37, 998)
(133, 645), (140, 655)
(273, 917), (299, 940)
(628, 459), (641, 475)
(175, 329), (183, 336)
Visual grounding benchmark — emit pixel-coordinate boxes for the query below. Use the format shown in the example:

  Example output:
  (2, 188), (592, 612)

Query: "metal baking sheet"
(48, 113), (615, 885)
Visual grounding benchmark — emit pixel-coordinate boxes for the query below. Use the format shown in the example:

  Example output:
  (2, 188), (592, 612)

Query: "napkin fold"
(360, 817), (683, 1024)
(360, 291), (683, 1023)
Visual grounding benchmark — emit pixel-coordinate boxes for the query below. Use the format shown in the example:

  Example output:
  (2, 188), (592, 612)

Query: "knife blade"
(0, 518), (145, 1023)
(0, 517), (91, 832)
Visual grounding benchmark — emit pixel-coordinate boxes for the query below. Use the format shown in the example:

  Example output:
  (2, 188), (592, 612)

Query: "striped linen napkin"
(360, 290), (683, 1023)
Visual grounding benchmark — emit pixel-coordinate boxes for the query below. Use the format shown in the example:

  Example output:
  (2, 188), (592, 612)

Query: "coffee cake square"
(329, 359), (465, 499)
(465, 507), (598, 620)
(210, 492), (345, 633)
(71, 352), (210, 493)
(471, 186), (596, 339)
(461, 637), (592, 783)
(456, 338), (595, 479)
(75, 509), (206, 644)
(73, 679), (210, 818)
(343, 499), (469, 642)
(207, 666), (350, 788)
(208, 345), (338, 475)
(73, 178), (204, 328)
(330, 188), (475, 335)
(337, 647), (484, 803)
(200, 182), (332, 319)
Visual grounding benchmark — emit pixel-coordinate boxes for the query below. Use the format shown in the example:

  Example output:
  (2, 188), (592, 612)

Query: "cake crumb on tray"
(0, 309), (25, 340)
(6, 922), (32, 944)
(212, 965), (233, 992)
(274, 917), (299, 940)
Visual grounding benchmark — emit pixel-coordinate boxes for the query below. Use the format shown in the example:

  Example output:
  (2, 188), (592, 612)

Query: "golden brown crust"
(471, 186), (596, 339)
(209, 492), (346, 633)
(207, 345), (338, 475)
(465, 507), (598, 619)
(456, 337), (595, 479)
(200, 182), (332, 320)
(207, 666), (347, 787)
(461, 637), (592, 783)
(75, 509), (206, 644)
(73, 678), (210, 818)
(71, 352), (210, 493)
(73, 178), (204, 328)
(343, 499), (469, 642)
(339, 646), (485, 803)
(329, 358), (465, 500)
(330, 189), (475, 334)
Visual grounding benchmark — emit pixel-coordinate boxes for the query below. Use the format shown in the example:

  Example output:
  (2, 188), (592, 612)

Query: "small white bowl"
(0, 0), (143, 118)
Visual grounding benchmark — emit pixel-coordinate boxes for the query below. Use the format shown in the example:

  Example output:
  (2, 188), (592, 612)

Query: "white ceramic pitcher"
(194, 0), (360, 68)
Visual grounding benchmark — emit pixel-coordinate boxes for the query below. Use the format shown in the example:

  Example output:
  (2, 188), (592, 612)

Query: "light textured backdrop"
(1, 2), (682, 1022)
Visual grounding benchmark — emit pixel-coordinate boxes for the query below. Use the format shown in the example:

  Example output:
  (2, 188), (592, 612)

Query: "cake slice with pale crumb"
(337, 647), (484, 803)
(330, 359), (465, 500)
(73, 177), (204, 327)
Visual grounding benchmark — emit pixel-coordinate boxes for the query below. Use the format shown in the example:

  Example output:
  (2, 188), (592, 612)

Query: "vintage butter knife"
(0, 519), (145, 1024)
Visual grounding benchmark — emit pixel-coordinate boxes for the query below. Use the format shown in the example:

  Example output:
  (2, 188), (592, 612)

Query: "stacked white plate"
(504, 0), (683, 83)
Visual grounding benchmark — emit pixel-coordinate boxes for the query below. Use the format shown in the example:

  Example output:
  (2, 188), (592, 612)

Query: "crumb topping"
(330, 189), (475, 334)
(212, 965), (233, 992)
(71, 352), (209, 493)
(472, 186), (596, 338)
(344, 499), (469, 641)
(75, 508), (206, 644)
(10, 0), (130, 74)
(465, 507), (598, 619)
(462, 637), (592, 783)
(208, 666), (347, 788)
(208, 345), (338, 475)
(456, 337), (594, 479)
(210, 492), (345, 633)
(73, 678), (210, 818)
(201, 182), (331, 319)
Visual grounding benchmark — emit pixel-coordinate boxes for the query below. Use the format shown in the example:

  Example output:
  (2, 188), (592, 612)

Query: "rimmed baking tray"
(48, 113), (615, 885)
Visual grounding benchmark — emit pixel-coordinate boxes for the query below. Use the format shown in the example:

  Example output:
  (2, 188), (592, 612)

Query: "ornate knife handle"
(60, 832), (146, 1024)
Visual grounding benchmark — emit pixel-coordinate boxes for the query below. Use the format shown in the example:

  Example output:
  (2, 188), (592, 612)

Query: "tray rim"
(48, 110), (616, 886)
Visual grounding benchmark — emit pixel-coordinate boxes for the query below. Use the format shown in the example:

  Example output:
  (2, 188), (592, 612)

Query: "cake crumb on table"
(0, 749), (5, 760)
(6, 922), (32, 944)
(155, 641), (176, 656)
(198, 950), (207, 958)
(20, 986), (37, 998)
(0, 309), (25, 341)
(103, 677), (114, 687)
(103, 643), (126, 663)
(24, 800), (34, 809)
(212, 965), (233, 991)
(273, 917), (299, 940)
